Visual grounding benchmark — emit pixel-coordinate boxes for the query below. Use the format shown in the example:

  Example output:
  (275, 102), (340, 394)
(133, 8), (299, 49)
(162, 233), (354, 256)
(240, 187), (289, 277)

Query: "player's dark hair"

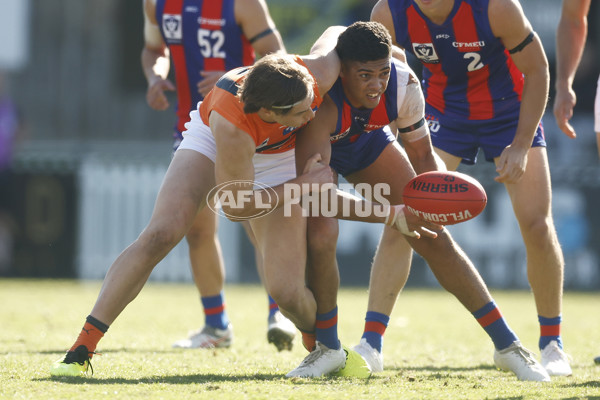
(239, 54), (314, 115)
(336, 21), (392, 63)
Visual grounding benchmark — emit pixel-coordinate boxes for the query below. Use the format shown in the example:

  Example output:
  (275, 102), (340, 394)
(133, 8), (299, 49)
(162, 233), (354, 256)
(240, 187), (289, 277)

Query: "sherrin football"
(402, 171), (487, 225)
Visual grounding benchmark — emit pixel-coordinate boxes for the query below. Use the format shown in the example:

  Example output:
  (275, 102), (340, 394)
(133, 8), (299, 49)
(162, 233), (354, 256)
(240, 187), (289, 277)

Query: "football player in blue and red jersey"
(295, 20), (550, 382)
(372, 0), (571, 376)
(141, 0), (297, 352)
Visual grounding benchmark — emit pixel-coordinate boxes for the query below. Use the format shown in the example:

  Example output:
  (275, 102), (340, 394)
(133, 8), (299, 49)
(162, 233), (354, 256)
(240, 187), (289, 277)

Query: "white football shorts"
(178, 108), (296, 188)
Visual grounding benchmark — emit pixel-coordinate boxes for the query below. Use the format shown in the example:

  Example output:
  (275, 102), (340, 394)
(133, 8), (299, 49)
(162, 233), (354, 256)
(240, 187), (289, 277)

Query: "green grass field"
(1, 279), (599, 399)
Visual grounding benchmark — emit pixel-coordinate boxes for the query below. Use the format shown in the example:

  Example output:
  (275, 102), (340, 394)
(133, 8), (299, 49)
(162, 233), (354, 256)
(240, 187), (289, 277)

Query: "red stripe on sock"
(540, 324), (561, 337)
(204, 305), (225, 316)
(364, 321), (387, 336)
(476, 308), (502, 328)
(315, 315), (338, 330)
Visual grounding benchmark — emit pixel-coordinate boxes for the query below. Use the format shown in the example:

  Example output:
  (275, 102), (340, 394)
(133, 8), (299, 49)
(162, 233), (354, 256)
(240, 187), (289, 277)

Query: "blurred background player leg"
(172, 205), (233, 348)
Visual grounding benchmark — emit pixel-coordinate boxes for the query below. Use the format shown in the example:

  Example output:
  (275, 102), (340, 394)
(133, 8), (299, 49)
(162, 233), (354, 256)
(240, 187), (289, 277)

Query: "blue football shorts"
(330, 126), (395, 177)
(425, 105), (546, 165)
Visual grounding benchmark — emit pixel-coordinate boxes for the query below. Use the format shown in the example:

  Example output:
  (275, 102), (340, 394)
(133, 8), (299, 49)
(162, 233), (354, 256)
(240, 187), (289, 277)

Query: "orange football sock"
(69, 322), (105, 357)
(301, 331), (316, 352)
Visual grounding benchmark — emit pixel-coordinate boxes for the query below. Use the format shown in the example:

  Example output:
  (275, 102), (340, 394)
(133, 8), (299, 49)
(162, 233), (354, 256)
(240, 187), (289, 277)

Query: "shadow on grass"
(562, 380), (600, 388)
(36, 348), (191, 356)
(42, 373), (282, 384)
(41, 373), (380, 385)
(386, 363), (497, 373)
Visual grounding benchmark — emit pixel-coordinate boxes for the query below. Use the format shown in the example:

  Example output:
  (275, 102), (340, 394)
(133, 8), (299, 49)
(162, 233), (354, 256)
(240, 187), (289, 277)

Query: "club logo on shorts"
(412, 43), (439, 64)
(425, 113), (441, 133)
(163, 14), (182, 41)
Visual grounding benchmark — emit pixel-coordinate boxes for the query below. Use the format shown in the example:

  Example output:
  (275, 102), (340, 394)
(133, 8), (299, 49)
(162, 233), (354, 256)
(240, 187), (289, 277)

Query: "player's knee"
(307, 218), (338, 254)
(521, 215), (556, 242)
(268, 285), (303, 311)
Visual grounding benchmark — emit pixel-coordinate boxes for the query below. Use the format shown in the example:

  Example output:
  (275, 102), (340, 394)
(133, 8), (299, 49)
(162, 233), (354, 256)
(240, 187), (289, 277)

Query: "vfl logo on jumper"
(425, 114), (440, 133)
(163, 14), (182, 40)
(436, 34), (450, 39)
(412, 43), (439, 63)
(207, 180), (278, 220)
(407, 205), (473, 224)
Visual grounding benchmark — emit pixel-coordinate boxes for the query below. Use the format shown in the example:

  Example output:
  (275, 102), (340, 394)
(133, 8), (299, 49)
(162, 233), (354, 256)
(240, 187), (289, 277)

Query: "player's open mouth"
(367, 93), (380, 99)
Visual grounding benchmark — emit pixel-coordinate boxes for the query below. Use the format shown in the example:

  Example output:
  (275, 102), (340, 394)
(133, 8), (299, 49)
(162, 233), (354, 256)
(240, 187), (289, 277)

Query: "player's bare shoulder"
(488, 0), (532, 45)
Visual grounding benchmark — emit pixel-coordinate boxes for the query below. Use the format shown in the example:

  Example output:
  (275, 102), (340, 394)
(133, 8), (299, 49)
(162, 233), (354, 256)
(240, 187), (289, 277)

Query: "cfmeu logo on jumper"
(207, 180), (277, 220)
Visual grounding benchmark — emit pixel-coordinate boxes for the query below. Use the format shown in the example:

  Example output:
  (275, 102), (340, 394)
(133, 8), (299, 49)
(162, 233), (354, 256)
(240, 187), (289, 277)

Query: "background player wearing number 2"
(142, 0), (295, 351)
(372, 0), (571, 376)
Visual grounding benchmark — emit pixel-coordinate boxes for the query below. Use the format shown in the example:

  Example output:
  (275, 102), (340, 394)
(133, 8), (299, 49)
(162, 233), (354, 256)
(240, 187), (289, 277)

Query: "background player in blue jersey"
(142, 0), (296, 352)
(552, 0), (600, 365)
(372, 0), (571, 376)
(295, 20), (550, 382)
(553, 0), (599, 157)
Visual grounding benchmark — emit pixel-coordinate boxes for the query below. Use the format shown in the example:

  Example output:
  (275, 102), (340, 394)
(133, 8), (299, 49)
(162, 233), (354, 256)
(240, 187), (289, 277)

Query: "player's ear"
(258, 107), (276, 120)
(339, 62), (349, 79)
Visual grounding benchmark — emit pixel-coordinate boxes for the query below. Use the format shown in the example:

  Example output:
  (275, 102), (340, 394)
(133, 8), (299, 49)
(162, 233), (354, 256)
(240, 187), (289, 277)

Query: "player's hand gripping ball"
(402, 171), (487, 225)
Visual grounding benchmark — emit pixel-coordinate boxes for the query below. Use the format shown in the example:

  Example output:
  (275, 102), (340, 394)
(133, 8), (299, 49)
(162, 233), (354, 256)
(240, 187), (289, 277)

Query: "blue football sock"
(316, 306), (340, 350)
(539, 315), (562, 350)
(361, 311), (389, 353)
(201, 292), (229, 330)
(473, 301), (518, 350)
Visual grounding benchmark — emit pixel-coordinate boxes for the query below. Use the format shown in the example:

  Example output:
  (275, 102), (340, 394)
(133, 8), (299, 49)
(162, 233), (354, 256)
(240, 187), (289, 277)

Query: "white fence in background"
(76, 158), (600, 289)
(76, 157), (242, 282)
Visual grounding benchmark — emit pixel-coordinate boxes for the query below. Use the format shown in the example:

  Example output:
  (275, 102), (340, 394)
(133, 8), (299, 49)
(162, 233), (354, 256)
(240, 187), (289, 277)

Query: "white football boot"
(172, 324), (233, 349)
(353, 338), (383, 372)
(286, 341), (345, 378)
(540, 340), (572, 376)
(494, 341), (551, 382)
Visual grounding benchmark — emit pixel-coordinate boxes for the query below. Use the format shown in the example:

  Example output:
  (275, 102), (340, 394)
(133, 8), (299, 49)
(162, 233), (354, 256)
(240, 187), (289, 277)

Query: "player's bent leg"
(408, 229), (491, 312)
(407, 231), (550, 381)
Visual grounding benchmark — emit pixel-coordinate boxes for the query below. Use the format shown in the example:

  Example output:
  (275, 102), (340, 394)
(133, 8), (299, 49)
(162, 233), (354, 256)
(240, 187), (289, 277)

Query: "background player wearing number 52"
(142, 0), (296, 351)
